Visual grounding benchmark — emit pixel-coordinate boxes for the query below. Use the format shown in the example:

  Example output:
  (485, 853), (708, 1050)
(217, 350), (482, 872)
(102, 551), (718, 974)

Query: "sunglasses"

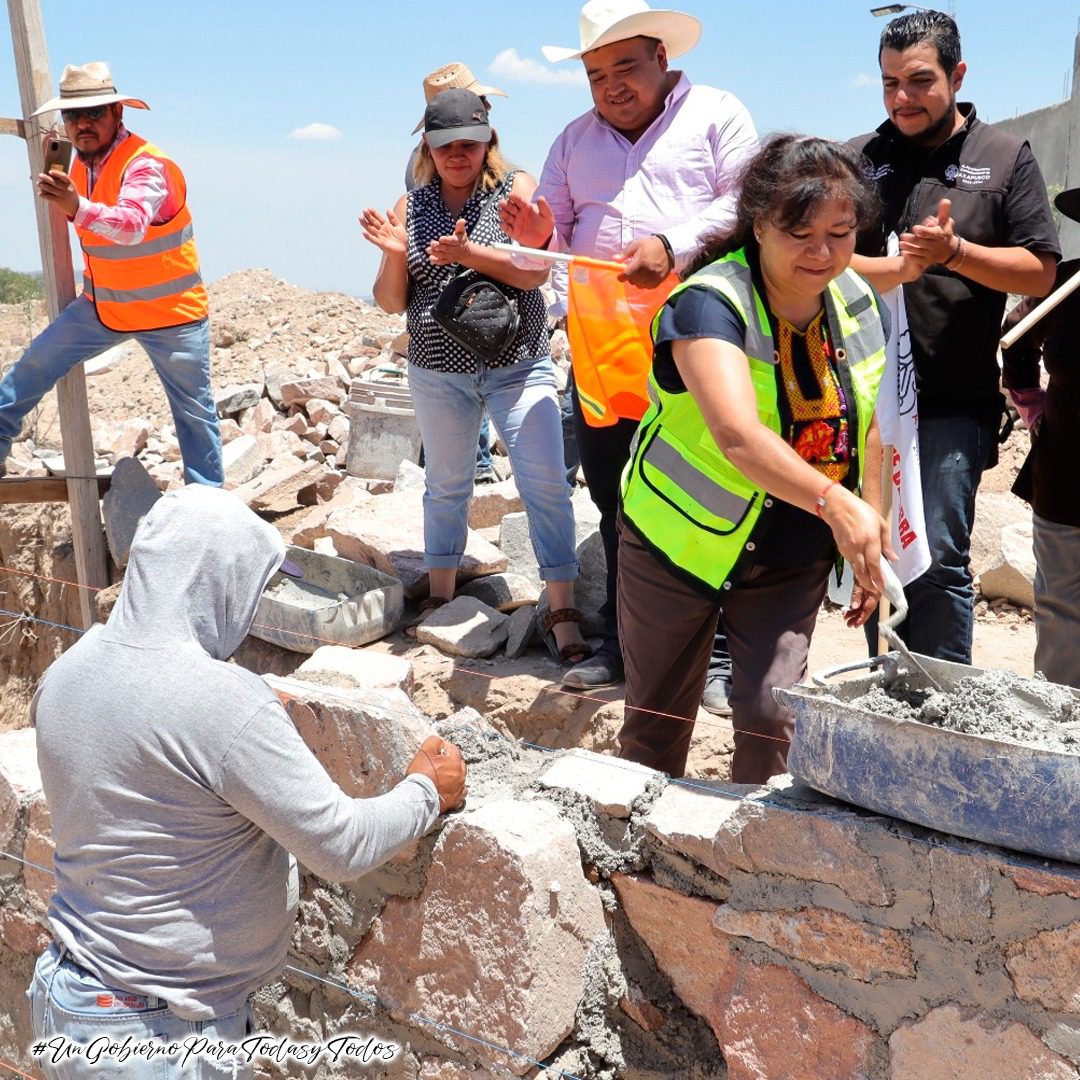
(61, 105), (109, 124)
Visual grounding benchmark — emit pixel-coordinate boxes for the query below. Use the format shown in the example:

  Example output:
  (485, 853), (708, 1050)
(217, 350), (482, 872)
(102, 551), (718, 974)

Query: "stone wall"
(1, 661), (1078, 1079)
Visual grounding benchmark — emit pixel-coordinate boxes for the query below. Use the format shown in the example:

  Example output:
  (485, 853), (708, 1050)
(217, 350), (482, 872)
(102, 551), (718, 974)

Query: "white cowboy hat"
(542, 0), (701, 63)
(410, 62), (508, 134)
(31, 62), (149, 117)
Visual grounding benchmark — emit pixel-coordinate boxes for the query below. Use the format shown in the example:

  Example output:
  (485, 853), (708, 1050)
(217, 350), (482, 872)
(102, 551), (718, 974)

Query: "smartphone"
(42, 136), (72, 175)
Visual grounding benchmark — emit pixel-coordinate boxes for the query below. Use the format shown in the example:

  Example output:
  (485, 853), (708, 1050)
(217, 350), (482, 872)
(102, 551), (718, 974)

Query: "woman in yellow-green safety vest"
(616, 135), (897, 784)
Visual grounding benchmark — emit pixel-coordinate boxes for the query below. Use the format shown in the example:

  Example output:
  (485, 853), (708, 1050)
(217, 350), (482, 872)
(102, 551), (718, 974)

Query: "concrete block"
(539, 748), (656, 818)
(221, 434), (264, 488)
(294, 645), (413, 694)
(415, 596), (509, 659)
(889, 1005), (1076, 1080)
(102, 456), (162, 567)
(349, 798), (605, 1074)
(215, 382), (263, 417)
(459, 573), (540, 612)
(264, 676), (433, 799)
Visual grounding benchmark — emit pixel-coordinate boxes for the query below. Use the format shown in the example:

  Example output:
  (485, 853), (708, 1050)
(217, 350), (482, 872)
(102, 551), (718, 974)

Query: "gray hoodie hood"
(105, 484), (286, 660)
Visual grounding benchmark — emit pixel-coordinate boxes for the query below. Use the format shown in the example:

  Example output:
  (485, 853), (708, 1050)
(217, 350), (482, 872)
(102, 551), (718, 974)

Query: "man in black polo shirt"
(849, 10), (1059, 664)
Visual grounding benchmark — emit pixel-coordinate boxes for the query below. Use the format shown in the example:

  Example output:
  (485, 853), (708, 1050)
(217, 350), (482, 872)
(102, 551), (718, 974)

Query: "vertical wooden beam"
(8, 0), (107, 628)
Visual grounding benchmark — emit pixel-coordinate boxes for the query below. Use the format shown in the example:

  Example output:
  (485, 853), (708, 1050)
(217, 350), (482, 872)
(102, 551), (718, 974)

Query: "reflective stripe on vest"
(71, 134), (207, 332)
(620, 248), (886, 599)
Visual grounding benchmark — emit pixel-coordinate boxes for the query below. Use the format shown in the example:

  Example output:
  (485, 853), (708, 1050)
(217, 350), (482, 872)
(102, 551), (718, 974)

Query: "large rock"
(498, 490), (601, 587)
(106, 417), (150, 460)
(1005, 921), (1080, 1014)
(889, 1005), (1076, 1080)
(0, 729), (41, 872)
(102, 456), (162, 567)
(280, 376), (346, 407)
(287, 482), (372, 549)
(978, 520), (1036, 608)
(263, 676), (432, 799)
(970, 490), (1030, 576)
(503, 604), (537, 659)
(326, 492), (508, 598)
(711, 906), (915, 981)
(293, 645), (413, 695)
(348, 798), (606, 1074)
(215, 382), (263, 417)
(467, 479), (523, 530)
(221, 434), (264, 488)
(233, 458), (323, 513)
(415, 596), (509, 659)
(459, 573), (540, 612)
(539, 749), (656, 818)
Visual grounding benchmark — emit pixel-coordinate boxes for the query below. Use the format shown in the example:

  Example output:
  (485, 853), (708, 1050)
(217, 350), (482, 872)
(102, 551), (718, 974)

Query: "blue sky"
(1, 1), (1076, 299)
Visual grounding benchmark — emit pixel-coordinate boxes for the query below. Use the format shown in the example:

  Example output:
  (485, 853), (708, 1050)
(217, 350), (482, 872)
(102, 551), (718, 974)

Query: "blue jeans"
(900, 413), (996, 664)
(0, 296), (223, 486)
(476, 412), (493, 474)
(28, 943), (252, 1078)
(408, 357), (577, 580)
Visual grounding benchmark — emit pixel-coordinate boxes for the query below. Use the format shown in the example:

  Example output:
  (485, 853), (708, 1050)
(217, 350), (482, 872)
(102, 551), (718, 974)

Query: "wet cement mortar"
(849, 669), (1080, 753)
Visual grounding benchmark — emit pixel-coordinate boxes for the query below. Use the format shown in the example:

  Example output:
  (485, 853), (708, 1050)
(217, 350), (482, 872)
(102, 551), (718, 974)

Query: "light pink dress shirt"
(537, 73), (758, 276)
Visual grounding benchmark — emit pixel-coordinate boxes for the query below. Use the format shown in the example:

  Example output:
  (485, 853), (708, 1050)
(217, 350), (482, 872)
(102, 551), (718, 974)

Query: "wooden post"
(8, 0), (108, 628)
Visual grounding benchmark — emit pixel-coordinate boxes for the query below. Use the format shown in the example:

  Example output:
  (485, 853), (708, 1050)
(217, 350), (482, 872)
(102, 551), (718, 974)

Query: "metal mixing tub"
(775, 654), (1080, 864)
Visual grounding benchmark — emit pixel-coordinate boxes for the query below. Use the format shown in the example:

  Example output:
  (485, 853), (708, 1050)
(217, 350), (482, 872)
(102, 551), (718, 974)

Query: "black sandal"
(541, 607), (593, 666)
(404, 595), (451, 638)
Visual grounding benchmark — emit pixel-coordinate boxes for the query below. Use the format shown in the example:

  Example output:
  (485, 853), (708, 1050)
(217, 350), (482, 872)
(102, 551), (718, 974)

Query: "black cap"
(423, 88), (491, 149)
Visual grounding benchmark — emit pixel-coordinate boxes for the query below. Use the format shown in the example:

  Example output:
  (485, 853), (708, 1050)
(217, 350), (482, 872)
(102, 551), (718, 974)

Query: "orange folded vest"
(566, 262), (679, 428)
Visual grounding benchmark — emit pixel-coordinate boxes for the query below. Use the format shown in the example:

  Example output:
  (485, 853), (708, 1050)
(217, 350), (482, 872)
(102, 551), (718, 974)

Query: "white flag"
(876, 235), (931, 586)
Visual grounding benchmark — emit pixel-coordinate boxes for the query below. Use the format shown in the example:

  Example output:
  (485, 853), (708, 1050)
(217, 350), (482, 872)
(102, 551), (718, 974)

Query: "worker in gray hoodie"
(28, 484), (465, 1078)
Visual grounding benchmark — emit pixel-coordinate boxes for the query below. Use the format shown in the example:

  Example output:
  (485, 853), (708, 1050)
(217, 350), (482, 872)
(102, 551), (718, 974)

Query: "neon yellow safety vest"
(620, 248), (887, 601)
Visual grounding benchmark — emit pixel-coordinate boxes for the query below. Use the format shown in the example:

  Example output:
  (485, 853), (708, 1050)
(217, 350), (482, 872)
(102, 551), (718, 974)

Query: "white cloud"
(489, 48), (586, 87)
(288, 122), (343, 141)
(851, 73), (879, 89)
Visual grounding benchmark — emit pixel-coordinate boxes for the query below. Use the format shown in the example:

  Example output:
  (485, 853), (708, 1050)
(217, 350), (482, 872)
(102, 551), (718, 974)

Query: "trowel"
(877, 558), (946, 693)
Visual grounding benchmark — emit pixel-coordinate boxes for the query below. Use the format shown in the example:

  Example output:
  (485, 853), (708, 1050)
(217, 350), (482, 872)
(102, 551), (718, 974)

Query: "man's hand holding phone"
(37, 133), (78, 216)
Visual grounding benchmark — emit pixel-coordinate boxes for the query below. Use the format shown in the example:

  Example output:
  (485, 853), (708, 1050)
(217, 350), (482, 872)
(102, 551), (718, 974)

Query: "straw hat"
(32, 62), (149, 117)
(542, 0), (701, 63)
(410, 62), (507, 134)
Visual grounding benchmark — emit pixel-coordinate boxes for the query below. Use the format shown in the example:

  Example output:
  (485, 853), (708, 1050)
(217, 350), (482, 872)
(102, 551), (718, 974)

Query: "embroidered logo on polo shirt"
(948, 164), (991, 185)
(867, 164), (892, 181)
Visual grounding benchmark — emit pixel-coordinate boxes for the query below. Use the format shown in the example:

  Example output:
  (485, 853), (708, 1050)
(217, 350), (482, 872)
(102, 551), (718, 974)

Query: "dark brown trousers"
(617, 516), (831, 782)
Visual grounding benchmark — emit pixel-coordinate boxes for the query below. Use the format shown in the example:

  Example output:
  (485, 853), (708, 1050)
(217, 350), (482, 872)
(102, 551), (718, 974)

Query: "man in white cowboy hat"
(0, 61), (223, 486)
(500, 0), (758, 693)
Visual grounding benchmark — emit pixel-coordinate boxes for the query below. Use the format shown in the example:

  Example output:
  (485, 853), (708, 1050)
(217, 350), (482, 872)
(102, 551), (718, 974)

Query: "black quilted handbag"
(431, 269), (521, 363)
